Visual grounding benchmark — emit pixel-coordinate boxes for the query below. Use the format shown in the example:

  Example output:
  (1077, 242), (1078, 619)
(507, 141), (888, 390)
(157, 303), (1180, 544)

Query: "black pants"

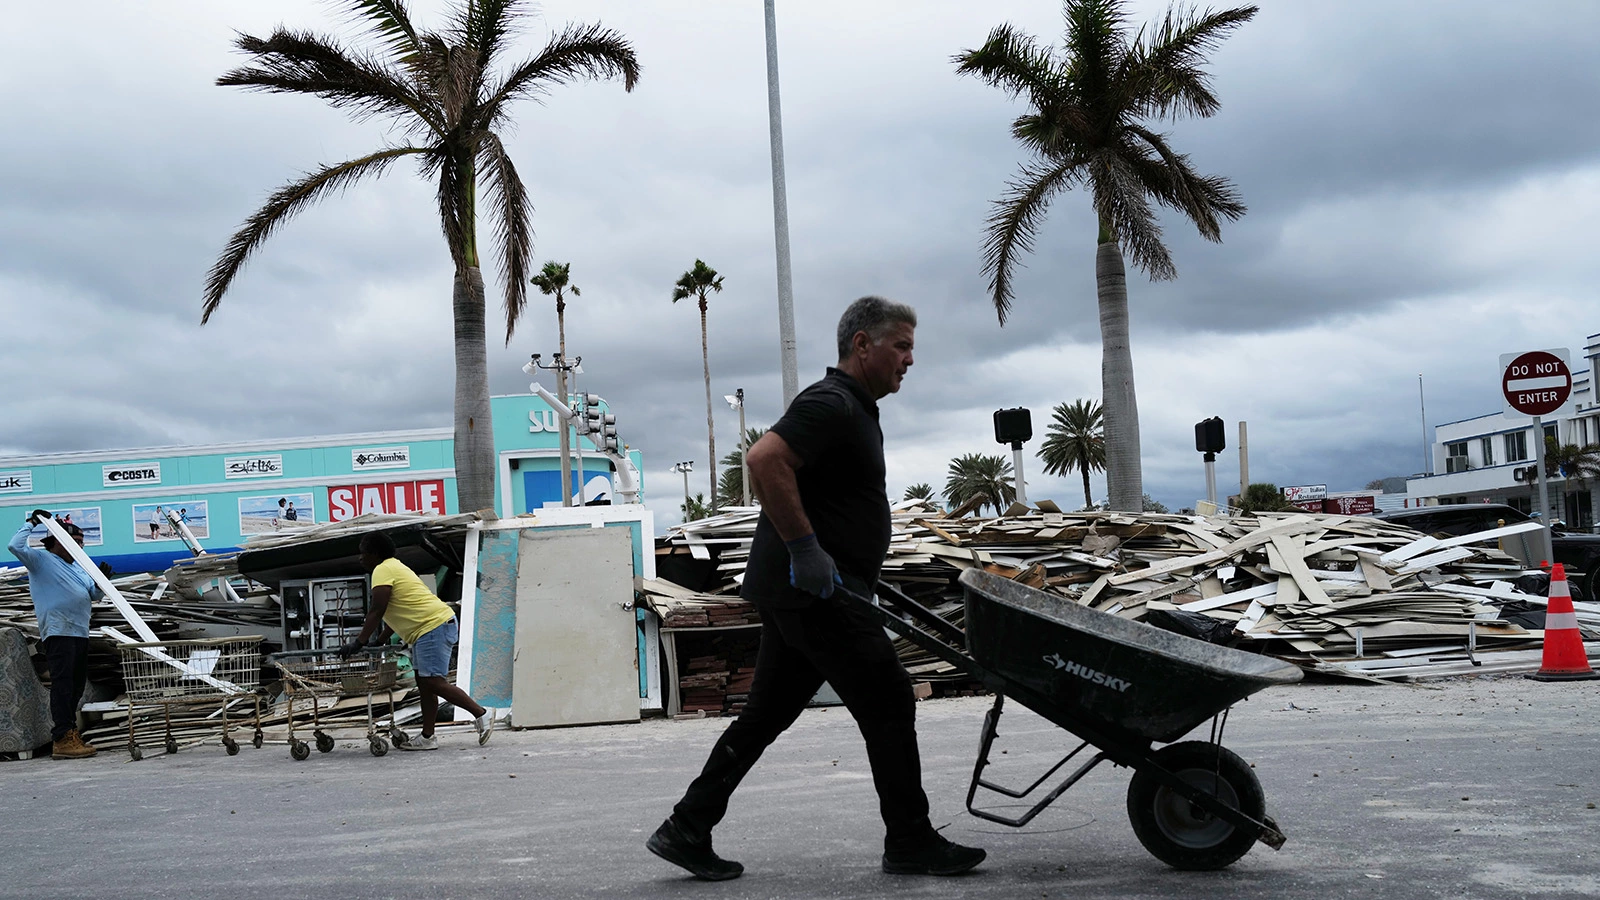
(43, 636), (89, 742)
(672, 593), (935, 848)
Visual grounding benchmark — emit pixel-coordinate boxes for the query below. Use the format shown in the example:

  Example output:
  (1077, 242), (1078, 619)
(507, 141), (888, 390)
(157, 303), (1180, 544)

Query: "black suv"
(1375, 503), (1600, 599)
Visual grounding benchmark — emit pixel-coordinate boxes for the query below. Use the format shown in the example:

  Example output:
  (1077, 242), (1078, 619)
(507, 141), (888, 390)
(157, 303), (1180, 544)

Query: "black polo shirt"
(741, 368), (890, 608)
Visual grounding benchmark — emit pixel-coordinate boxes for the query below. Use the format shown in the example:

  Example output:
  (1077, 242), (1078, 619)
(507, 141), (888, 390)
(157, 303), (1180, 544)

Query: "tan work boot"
(51, 729), (97, 759)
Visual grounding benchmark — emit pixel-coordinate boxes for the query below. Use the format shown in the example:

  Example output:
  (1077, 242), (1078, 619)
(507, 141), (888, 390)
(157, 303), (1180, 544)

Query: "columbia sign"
(1501, 349), (1573, 418)
(103, 464), (161, 487)
(352, 447), (410, 471)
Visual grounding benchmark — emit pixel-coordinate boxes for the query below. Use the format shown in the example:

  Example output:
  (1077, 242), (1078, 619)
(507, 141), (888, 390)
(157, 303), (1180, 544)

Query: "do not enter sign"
(1500, 349), (1573, 418)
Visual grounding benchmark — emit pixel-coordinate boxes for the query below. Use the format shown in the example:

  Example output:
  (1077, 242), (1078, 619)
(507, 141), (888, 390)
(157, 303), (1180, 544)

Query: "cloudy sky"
(3, 0), (1598, 525)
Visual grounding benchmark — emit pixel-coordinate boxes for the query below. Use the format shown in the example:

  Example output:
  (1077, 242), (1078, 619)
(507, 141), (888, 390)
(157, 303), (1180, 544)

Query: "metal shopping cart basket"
(267, 646), (413, 759)
(117, 636), (266, 761)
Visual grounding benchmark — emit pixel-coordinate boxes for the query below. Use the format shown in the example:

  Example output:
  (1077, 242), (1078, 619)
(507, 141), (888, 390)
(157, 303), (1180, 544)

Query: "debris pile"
(645, 502), (1600, 703)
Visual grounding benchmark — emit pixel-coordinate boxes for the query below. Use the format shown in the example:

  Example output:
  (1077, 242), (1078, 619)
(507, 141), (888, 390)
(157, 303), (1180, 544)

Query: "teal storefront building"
(0, 393), (644, 574)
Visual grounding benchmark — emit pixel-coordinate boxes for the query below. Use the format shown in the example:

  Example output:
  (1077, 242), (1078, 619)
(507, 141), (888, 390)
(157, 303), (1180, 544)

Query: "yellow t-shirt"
(371, 557), (455, 644)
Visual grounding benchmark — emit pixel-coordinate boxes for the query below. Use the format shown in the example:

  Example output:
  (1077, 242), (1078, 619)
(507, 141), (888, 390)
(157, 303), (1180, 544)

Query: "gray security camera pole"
(765, 0), (799, 407)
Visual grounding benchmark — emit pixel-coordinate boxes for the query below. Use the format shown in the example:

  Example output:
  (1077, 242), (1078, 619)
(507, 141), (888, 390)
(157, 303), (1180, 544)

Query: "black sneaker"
(882, 833), (986, 875)
(646, 818), (744, 881)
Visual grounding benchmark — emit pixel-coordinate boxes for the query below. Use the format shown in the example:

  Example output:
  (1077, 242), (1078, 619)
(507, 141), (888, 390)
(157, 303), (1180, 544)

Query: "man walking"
(8, 510), (100, 759)
(342, 531), (493, 750)
(647, 296), (984, 880)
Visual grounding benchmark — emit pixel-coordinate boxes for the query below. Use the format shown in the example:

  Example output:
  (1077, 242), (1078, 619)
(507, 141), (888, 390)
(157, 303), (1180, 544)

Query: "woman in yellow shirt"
(342, 531), (493, 750)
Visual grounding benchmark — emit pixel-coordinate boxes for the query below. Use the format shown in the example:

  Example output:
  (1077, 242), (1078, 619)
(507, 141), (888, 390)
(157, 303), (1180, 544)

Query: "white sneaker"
(399, 733), (438, 751)
(474, 711), (494, 746)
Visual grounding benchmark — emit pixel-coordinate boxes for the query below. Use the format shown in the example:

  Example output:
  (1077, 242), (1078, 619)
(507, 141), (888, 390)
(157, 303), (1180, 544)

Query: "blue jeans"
(411, 619), (458, 678)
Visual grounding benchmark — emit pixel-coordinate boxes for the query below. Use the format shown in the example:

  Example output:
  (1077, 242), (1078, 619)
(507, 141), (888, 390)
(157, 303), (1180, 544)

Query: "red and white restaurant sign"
(328, 480), (446, 521)
(1500, 349), (1573, 418)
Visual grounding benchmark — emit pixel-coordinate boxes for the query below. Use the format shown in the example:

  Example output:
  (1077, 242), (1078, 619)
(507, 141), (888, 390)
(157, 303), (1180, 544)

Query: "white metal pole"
(764, 0), (799, 407)
(557, 360), (572, 507)
(1205, 454), (1218, 508)
(1238, 421), (1249, 510)
(1533, 416), (1554, 563)
(738, 390), (750, 506)
(1419, 374), (1429, 475)
(1010, 444), (1028, 507)
(573, 370), (586, 505)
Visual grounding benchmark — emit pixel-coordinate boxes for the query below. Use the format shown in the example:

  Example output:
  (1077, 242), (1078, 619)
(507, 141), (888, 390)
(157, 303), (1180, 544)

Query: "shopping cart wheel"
(290, 740), (311, 761)
(252, 729), (264, 749)
(1126, 741), (1265, 871)
(223, 737), (240, 756)
(315, 731), (335, 754)
(369, 737), (389, 757)
(165, 738), (179, 755)
(391, 728), (410, 748)
(129, 745), (142, 761)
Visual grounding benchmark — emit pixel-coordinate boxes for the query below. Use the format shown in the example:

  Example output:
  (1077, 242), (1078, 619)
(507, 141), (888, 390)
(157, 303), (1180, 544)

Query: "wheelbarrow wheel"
(1127, 741), (1264, 871)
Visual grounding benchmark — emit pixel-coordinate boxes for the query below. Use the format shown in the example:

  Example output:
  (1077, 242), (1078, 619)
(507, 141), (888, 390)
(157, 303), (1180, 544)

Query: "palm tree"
(1039, 399), (1105, 510)
(681, 492), (713, 523)
(718, 426), (766, 506)
(672, 260), (724, 510)
(531, 260), (581, 499)
(956, 0), (1256, 512)
(1544, 439), (1600, 524)
(944, 453), (1017, 516)
(201, 1), (640, 514)
(903, 483), (935, 502)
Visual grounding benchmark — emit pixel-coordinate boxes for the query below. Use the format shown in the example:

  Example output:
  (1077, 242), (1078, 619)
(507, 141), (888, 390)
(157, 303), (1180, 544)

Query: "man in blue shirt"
(8, 510), (100, 759)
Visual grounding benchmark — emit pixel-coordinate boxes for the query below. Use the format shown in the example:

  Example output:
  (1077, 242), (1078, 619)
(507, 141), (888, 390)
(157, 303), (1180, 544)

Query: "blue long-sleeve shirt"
(8, 523), (99, 639)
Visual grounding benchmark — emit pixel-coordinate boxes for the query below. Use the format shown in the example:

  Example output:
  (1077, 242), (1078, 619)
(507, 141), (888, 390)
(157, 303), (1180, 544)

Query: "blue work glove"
(787, 534), (842, 598)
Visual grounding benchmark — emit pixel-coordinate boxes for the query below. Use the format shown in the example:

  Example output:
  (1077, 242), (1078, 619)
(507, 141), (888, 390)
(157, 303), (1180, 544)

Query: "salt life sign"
(352, 446), (410, 471)
(224, 454), (283, 479)
(1500, 349), (1574, 418)
(0, 470), (31, 494)
(103, 463), (160, 487)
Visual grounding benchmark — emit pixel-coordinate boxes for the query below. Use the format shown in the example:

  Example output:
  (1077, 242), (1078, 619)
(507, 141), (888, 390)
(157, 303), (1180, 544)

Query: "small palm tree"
(681, 492), (712, 523)
(1544, 439), (1600, 524)
(903, 483), (935, 502)
(718, 427), (766, 506)
(531, 260), (581, 496)
(945, 454), (1017, 516)
(956, 0), (1256, 512)
(201, 0), (640, 513)
(1039, 399), (1105, 510)
(673, 260), (724, 511)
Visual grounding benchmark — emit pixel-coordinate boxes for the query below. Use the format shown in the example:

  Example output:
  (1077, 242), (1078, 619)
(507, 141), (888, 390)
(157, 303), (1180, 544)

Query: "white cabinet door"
(511, 526), (640, 728)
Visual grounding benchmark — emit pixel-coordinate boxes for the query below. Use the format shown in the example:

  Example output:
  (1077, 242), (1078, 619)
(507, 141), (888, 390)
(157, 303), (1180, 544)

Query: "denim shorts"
(411, 619), (458, 678)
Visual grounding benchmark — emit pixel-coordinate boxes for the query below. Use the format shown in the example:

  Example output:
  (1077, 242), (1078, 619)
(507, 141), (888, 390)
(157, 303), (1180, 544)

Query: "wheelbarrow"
(839, 568), (1303, 870)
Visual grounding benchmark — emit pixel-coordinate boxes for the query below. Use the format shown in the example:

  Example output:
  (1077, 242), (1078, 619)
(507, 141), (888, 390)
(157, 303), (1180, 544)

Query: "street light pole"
(673, 460), (694, 518)
(764, 0), (799, 407)
(529, 352), (583, 506)
(726, 389), (749, 506)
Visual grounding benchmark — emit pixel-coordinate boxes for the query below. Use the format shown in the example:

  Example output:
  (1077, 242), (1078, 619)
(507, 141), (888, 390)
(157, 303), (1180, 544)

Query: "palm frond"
(478, 132), (534, 342)
(437, 43), (482, 130)
(429, 148), (471, 269)
(342, 0), (423, 60)
(1124, 125), (1244, 240)
(1125, 4), (1257, 120)
(203, 146), (427, 322)
(484, 23), (640, 125)
(220, 30), (440, 135)
(1062, 0), (1127, 100)
(981, 159), (1080, 323)
(953, 24), (1064, 109)
(1089, 150), (1174, 279)
(454, 0), (522, 70)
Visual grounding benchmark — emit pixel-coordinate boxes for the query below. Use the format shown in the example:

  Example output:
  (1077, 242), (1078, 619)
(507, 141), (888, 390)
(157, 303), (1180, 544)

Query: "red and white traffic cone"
(1528, 564), (1599, 682)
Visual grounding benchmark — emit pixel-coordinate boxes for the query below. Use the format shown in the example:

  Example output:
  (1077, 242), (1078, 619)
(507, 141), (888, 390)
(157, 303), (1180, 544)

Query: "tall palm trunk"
(1079, 461), (1093, 509)
(453, 266), (496, 513)
(556, 296), (571, 505)
(699, 298), (717, 510)
(1097, 235), (1142, 511)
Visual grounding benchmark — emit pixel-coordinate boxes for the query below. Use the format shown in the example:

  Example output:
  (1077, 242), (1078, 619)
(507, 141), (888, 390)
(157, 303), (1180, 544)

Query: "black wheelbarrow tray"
(842, 568), (1303, 870)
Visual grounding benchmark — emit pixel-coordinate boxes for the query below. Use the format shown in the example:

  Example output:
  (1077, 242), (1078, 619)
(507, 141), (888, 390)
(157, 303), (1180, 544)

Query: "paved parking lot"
(1, 677), (1596, 900)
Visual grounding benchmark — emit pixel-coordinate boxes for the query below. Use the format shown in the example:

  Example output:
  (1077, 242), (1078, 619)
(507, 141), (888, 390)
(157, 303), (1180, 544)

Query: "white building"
(1407, 333), (1600, 529)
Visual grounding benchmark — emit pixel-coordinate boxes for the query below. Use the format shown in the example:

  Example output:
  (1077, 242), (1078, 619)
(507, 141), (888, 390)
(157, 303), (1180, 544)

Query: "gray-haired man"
(647, 296), (985, 880)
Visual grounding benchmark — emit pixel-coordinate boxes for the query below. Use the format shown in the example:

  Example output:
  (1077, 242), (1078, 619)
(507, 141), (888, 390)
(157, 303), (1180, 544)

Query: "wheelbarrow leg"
(965, 693), (1107, 828)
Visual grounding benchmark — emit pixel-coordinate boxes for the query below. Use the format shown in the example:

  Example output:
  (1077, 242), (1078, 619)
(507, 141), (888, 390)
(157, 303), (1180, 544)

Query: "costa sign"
(103, 463), (161, 487)
(327, 479), (446, 521)
(1500, 349), (1573, 418)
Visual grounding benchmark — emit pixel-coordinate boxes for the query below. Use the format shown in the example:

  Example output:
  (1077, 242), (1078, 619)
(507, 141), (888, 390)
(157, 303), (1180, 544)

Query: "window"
(1506, 431), (1528, 462)
(1445, 442), (1469, 474)
(1506, 495), (1532, 514)
(1480, 436), (1495, 467)
(1543, 422), (1558, 445)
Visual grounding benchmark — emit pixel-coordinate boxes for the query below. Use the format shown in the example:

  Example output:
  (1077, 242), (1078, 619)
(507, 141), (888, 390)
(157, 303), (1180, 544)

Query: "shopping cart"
(267, 646), (413, 759)
(117, 636), (266, 761)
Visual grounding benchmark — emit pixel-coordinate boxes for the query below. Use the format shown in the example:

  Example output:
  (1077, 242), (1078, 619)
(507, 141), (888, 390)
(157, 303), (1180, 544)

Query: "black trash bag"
(1512, 572), (1550, 597)
(1145, 608), (1239, 646)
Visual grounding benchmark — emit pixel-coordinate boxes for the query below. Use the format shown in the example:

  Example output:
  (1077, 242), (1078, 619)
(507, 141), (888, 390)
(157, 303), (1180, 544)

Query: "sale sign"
(327, 479), (447, 521)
